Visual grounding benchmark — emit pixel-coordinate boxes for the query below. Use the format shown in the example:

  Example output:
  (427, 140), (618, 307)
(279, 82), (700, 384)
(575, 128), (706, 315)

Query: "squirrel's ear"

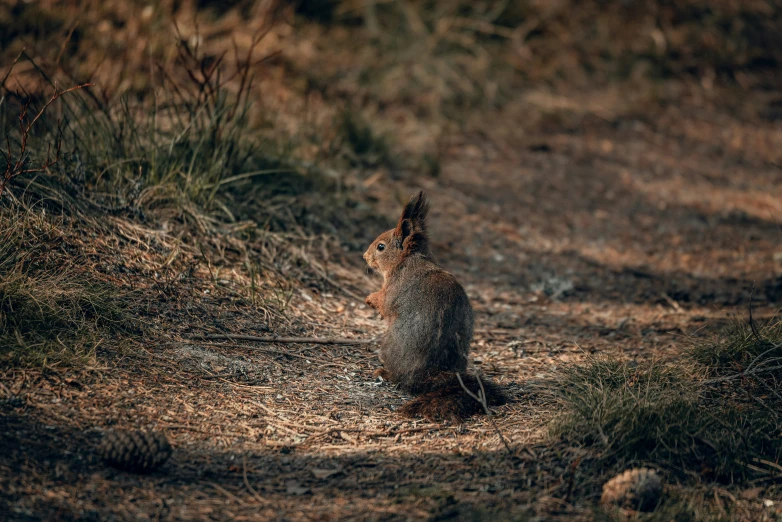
(397, 191), (429, 231)
(394, 191), (430, 253)
(398, 219), (413, 240)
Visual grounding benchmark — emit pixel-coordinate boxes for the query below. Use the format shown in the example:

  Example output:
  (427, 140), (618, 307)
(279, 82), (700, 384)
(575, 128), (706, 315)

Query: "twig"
(160, 423), (222, 436)
(1, 82), (93, 197)
(747, 283), (765, 346)
(456, 372), (512, 455)
(564, 456), (582, 502)
(660, 292), (682, 312)
(188, 342), (335, 365)
(195, 334), (376, 345)
(242, 456), (265, 505)
(741, 458), (782, 481)
(208, 482), (246, 505)
(303, 425), (444, 446)
(0, 49), (24, 90)
(754, 457), (782, 474)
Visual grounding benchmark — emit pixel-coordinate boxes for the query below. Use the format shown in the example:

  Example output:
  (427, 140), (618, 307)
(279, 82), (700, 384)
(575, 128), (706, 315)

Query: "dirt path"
(2, 102), (781, 520)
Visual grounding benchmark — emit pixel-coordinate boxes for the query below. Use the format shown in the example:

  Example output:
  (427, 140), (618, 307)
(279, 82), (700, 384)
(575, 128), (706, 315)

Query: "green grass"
(0, 43), (387, 241)
(690, 317), (782, 379)
(553, 319), (782, 485)
(0, 54), (284, 216)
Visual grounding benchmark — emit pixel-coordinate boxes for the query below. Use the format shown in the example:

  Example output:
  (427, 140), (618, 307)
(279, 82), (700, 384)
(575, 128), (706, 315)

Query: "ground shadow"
(1, 409), (586, 521)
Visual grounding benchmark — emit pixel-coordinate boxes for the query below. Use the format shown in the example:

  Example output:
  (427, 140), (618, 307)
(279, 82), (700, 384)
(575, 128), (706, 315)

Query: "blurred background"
(4, 0), (780, 285)
(3, 0), (781, 176)
(4, 0), (781, 250)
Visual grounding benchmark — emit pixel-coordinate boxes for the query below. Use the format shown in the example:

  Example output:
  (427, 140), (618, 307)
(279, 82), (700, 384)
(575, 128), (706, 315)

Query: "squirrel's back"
(381, 254), (472, 392)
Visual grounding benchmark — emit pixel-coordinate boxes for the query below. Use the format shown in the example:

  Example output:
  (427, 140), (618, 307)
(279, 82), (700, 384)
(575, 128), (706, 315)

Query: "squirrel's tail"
(398, 372), (506, 422)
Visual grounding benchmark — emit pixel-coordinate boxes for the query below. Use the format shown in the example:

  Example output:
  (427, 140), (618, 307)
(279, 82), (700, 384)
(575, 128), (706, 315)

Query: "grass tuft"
(690, 316), (782, 378)
(1, 48), (282, 217)
(553, 318), (782, 484)
(553, 358), (706, 471)
(0, 205), (128, 367)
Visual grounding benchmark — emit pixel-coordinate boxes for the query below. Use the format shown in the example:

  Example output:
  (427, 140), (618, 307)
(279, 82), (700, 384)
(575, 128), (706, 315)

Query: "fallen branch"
(194, 334), (377, 345)
(456, 372), (513, 456)
(183, 342), (346, 365)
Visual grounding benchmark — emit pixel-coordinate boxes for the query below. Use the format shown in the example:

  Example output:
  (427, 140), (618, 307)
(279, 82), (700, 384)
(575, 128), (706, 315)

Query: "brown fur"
(364, 191), (505, 421)
(398, 371), (507, 422)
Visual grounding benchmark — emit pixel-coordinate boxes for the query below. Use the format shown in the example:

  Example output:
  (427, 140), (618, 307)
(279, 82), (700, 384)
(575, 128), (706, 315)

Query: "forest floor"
(2, 3), (782, 521)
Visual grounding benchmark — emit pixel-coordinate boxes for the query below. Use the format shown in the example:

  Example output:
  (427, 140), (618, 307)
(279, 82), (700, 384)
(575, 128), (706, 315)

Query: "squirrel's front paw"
(373, 368), (391, 381)
(365, 292), (380, 310)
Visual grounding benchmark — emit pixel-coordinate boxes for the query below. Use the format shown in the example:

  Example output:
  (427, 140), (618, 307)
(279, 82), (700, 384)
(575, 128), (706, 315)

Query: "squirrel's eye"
(377, 243), (385, 252)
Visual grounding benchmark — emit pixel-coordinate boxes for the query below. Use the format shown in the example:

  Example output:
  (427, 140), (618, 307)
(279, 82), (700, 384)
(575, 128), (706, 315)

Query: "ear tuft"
(400, 191), (429, 232)
(394, 191), (430, 255)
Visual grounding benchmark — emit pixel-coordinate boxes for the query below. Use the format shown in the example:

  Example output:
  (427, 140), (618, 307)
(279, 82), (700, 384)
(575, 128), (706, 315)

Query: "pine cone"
(601, 468), (663, 511)
(100, 430), (172, 473)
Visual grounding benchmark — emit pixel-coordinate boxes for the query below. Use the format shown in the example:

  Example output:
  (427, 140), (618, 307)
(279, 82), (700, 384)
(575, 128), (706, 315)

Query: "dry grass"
(0, 203), (128, 367)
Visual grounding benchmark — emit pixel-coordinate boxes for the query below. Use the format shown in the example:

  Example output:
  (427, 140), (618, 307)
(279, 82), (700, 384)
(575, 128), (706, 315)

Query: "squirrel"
(363, 191), (505, 421)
